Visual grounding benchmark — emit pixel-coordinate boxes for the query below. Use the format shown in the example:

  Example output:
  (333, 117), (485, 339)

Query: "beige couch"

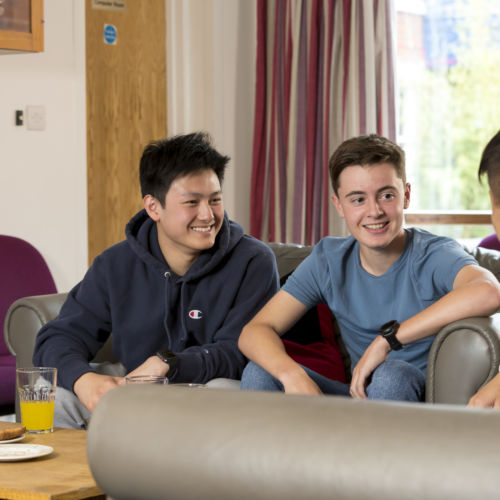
(87, 384), (500, 500)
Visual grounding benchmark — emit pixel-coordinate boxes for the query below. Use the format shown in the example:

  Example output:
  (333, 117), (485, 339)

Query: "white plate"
(0, 444), (53, 462)
(0, 434), (25, 444)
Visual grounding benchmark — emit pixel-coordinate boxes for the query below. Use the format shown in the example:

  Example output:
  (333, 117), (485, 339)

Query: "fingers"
(467, 379), (500, 408)
(468, 397), (491, 408)
(350, 367), (367, 399)
(281, 368), (324, 395)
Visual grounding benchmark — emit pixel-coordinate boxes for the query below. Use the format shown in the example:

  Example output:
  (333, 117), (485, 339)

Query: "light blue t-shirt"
(282, 227), (478, 372)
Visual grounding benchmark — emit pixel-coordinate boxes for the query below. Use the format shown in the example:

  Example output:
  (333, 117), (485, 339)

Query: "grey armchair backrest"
(4, 292), (114, 419)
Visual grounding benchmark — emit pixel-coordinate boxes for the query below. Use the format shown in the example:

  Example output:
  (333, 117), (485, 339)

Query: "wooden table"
(0, 421), (105, 500)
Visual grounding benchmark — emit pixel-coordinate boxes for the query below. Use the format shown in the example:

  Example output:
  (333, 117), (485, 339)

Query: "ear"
(403, 183), (411, 210)
(331, 193), (345, 218)
(143, 194), (162, 222)
(489, 189), (498, 208)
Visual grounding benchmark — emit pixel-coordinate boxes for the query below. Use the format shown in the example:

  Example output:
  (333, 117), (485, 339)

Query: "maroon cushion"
(283, 304), (346, 383)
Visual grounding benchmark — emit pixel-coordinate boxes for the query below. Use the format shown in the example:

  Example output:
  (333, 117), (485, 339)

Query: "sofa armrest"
(4, 293), (69, 368)
(4, 292), (117, 420)
(88, 386), (500, 500)
(426, 314), (500, 404)
(4, 293), (69, 420)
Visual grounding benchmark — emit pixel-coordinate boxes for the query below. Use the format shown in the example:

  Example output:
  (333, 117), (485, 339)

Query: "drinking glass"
(16, 367), (57, 433)
(171, 383), (207, 388)
(125, 375), (168, 384)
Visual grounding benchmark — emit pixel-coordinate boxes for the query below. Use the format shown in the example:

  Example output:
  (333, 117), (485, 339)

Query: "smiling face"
(144, 169), (224, 262)
(332, 162), (410, 256)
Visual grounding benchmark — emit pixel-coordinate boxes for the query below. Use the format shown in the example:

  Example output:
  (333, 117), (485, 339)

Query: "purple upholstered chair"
(478, 233), (500, 252)
(0, 235), (57, 408)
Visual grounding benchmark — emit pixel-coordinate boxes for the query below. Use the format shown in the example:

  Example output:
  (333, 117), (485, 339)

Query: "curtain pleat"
(251, 0), (396, 244)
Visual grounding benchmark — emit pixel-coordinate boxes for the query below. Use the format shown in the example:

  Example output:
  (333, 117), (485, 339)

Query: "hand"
(125, 355), (169, 379)
(73, 372), (125, 412)
(468, 374), (500, 408)
(350, 336), (390, 399)
(281, 367), (323, 395)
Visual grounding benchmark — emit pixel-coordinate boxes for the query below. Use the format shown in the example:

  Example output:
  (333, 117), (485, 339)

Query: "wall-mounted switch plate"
(15, 110), (24, 126)
(26, 105), (46, 131)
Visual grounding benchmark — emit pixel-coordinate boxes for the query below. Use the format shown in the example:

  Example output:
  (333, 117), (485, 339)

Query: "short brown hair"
(328, 134), (406, 195)
(478, 130), (500, 203)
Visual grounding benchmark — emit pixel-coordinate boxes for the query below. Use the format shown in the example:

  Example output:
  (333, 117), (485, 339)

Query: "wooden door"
(86, 0), (167, 264)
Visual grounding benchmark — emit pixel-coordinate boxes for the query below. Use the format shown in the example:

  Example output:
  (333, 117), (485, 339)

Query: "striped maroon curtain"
(251, 0), (396, 244)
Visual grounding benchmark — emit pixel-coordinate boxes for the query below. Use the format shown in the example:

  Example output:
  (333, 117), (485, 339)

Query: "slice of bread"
(0, 423), (26, 440)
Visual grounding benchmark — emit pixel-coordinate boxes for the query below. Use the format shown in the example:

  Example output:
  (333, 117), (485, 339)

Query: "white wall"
(0, 0), (87, 292)
(0, 0), (253, 293)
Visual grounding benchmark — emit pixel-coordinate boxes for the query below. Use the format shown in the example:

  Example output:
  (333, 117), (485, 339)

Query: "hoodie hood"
(124, 209), (244, 281)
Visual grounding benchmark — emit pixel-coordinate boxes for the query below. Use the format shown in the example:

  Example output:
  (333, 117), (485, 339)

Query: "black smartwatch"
(156, 349), (178, 376)
(379, 320), (403, 351)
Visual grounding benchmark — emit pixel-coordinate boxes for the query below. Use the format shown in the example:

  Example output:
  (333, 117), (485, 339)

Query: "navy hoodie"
(33, 209), (279, 391)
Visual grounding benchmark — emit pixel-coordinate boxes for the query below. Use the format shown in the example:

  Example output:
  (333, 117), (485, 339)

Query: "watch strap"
(156, 349), (178, 376)
(379, 320), (403, 351)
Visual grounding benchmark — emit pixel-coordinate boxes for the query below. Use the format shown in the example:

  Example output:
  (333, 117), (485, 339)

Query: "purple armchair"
(479, 233), (500, 252)
(0, 235), (56, 410)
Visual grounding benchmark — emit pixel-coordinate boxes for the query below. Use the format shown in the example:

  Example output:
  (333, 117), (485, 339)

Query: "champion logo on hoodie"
(189, 310), (203, 319)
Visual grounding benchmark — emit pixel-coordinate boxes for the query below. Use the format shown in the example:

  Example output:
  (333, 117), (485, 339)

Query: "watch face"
(157, 349), (175, 360)
(380, 320), (398, 335)
(156, 350), (178, 376)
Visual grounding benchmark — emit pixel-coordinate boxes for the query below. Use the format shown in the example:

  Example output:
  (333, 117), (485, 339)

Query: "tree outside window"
(396, 0), (500, 240)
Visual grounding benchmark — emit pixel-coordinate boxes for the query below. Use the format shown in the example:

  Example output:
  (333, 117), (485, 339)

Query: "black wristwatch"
(379, 320), (403, 351)
(156, 349), (178, 376)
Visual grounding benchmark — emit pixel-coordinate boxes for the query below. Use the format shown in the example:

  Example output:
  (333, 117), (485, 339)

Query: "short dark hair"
(139, 132), (229, 206)
(328, 134), (406, 195)
(478, 130), (500, 203)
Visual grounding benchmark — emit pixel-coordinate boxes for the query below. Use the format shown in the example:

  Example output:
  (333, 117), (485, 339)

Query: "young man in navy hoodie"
(34, 132), (279, 428)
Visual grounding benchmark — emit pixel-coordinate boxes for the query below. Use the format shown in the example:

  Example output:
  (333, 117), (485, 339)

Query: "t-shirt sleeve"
(412, 236), (478, 298)
(282, 241), (330, 308)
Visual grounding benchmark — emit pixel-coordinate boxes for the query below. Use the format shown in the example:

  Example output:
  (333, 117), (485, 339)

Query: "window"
(396, 0), (500, 242)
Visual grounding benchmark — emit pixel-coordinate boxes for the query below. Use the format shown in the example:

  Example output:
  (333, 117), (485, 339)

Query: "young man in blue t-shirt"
(239, 134), (500, 402)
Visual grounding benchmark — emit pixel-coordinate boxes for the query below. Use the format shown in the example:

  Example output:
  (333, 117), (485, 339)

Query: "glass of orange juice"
(16, 367), (57, 433)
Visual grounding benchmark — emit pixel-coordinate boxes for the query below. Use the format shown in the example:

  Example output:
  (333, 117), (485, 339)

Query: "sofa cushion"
(282, 304), (346, 383)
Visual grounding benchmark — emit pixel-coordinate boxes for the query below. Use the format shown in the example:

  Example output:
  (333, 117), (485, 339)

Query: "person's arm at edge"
(238, 290), (322, 395)
(468, 372), (500, 408)
(351, 264), (500, 399)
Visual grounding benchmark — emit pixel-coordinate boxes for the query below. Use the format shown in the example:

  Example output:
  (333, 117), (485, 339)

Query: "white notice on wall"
(92, 0), (126, 12)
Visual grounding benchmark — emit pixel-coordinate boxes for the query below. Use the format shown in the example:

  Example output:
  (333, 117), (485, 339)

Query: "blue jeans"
(240, 358), (425, 402)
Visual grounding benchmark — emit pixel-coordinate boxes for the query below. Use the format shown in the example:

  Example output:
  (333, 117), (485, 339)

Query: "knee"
(54, 386), (90, 429)
(240, 361), (283, 391)
(367, 359), (425, 402)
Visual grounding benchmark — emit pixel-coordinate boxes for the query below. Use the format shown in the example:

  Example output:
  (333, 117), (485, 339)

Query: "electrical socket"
(26, 105), (46, 131)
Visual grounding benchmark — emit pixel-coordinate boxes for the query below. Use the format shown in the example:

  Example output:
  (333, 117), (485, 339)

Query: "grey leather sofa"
(4, 242), (500, 419)
(87, 384), (500, 500)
